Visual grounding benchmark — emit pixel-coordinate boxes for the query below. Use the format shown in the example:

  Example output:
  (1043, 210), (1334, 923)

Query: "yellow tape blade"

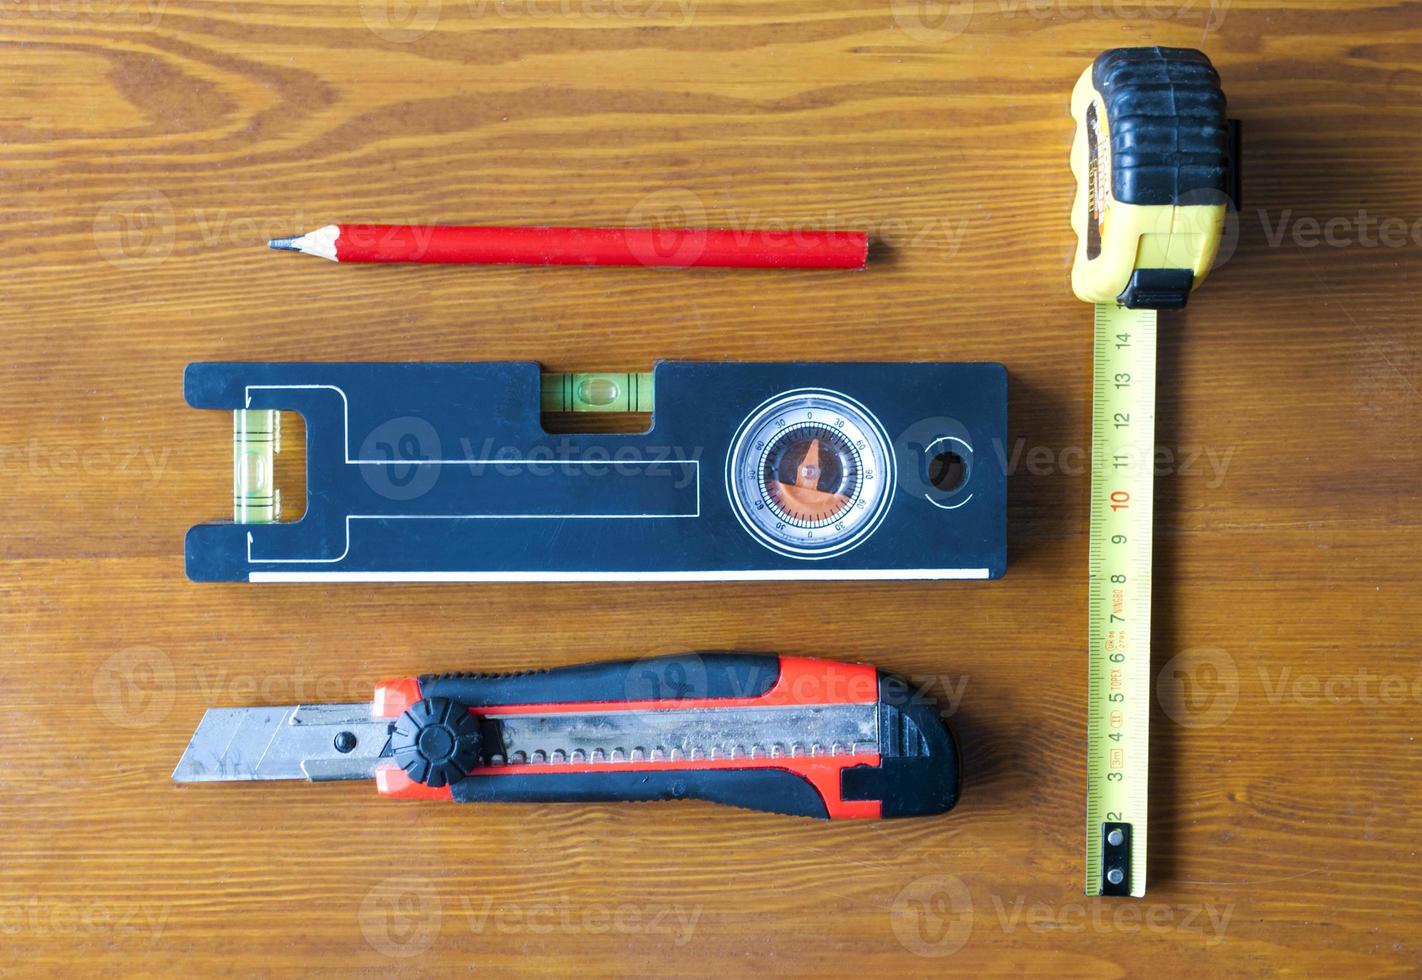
(1084, 303), (1156, 898)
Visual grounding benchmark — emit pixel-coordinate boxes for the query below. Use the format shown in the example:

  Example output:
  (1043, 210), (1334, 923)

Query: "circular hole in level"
(928, 451), (967, 493)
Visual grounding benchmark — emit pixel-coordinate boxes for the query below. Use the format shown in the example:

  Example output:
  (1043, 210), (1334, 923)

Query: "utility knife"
(173, 653), (961, 820)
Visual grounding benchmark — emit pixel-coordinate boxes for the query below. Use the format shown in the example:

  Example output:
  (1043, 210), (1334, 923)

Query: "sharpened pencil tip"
(268, 237), (302, 251)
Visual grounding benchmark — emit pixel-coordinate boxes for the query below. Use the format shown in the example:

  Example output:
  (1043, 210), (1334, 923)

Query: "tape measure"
(1071, 47), (1236, 897)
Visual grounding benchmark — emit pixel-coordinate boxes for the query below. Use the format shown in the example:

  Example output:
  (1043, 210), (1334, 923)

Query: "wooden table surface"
(4, 0), (1420, 974)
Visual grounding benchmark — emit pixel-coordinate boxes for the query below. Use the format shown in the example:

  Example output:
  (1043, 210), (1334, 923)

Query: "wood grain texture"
(3, 0), (1421, 973)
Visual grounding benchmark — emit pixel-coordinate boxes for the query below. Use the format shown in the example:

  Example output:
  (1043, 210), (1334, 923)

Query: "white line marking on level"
(924, 492), (973, 511)
(247, 509), (702, 564)
(241, 383), (702, 563)
(248, 568), (993, 583)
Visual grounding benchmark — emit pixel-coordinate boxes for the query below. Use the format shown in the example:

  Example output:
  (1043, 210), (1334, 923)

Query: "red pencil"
(267, 223), (867, 270)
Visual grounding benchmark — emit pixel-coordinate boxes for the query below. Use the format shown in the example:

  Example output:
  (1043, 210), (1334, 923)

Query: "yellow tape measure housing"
(1070, 49), (1232, 309)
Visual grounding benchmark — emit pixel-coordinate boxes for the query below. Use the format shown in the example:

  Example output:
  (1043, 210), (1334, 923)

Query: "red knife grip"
(372, 654), (959, 820)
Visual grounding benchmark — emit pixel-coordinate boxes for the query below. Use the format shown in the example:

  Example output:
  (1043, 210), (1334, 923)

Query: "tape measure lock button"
(1116, 269), (1196, 311)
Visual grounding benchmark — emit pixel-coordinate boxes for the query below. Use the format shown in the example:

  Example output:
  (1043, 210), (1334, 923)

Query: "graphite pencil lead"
(264, 224), (342, 261)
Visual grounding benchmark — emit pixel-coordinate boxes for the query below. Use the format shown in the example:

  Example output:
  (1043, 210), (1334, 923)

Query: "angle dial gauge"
(727, 390), (895, 560)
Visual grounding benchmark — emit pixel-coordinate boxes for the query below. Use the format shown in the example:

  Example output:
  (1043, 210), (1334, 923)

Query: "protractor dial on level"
(727, 390), (895, 559)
